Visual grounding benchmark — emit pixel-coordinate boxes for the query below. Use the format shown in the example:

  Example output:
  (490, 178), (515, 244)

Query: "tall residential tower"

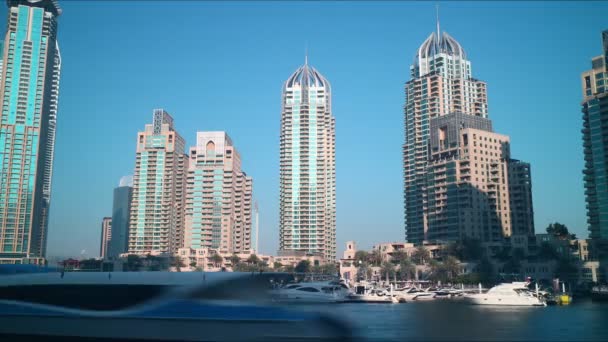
(183, 131), (253, 254)
(100, 217), (112, 259)
(582, 30), (608, 258)
(0, 0), (61, 263)
(128, 110), (188, 255)
(404, 19), (534, 244)
(279, 59), (336, 261)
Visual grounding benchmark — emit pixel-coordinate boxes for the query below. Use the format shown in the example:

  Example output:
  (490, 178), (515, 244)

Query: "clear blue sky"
(4, 1), (605, 259)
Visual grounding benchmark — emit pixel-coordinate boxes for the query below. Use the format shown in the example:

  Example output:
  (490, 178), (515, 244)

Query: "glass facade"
(0, 1), (61, 263)
(582, 31), (608, 254)
(279, 61), (336, 261)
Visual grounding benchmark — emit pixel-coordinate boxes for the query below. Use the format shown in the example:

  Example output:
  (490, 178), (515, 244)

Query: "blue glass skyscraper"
(582, 30), (608, 258)
(0, 0), (61, 264)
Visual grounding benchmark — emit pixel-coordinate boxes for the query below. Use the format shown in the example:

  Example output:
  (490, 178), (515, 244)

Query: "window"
(296, 287), (320, 292)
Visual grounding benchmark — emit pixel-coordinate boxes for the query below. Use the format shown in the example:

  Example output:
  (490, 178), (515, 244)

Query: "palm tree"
(228, 254), (241, 269)
(295, 260), (311, 273)
(398, 258), (416, 280)
(391, 250), (408, 264)
(380, 261), (395, 283)
(210, 253), (223, 268)
(368, 249), (383, 266)
(354, 251), (369, 264)
(443, 256), (461, 282)
(273, 261), (283, 271)
(247, 254), (260, 265)
(412, 246), (430, 265)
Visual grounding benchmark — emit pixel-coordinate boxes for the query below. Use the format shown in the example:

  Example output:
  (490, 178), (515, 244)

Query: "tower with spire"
(278, 58), (336, 262)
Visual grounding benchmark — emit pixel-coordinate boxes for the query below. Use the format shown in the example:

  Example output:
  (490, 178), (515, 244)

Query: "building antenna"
(436, 3), (441, 39)
(305, 42), (308, 65)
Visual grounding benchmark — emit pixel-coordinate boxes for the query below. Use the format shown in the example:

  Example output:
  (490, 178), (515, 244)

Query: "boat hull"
(464, 296), (545, 306)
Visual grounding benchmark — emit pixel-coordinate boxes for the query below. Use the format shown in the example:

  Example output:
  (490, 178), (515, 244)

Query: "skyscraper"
(582, 30), (608, 256)
(100, 217), (112, 258)
(405, 18), (533, 244)
(183, 132), (253, 254)
(107, 176), (132, 259)
(279, 58), (336, 262)
(128, 110), (188, 255)
(0, 0), (62, 263)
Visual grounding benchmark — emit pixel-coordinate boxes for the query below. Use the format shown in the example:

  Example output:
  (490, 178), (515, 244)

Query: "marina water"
(300, 299), (608, 340)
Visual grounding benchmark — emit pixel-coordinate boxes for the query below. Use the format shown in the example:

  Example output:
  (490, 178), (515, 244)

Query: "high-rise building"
(405, 19), (533, 244)
(184, 132), (253, 254)
(582, 30), (608, 256)
(279, 58), (336, 261)
(107, 176), (132, 259)
(508, 159), (535, 236)
(404, 22), (488, 245)
(426, 113), (513, 242)
(0, 0), (62, 263)
(100, 217), (112, 258)
(128, 109), (188, 255)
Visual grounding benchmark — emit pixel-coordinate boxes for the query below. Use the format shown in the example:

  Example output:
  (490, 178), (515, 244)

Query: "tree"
(311, 265), (322, 274)
(126, 255), (143, 272)
(398, 258), (416, 280)
(247, 254), (261, 265)
(354, 251), (369, 264)
(555, 259), (578, 283)
(229, 254), (241, 268)
(284, 265), (295, 273)
(210, 253), (223, 268)
(443, 256), (461, 281)
(357, 263), (372, 281)
(295, 260), (311, 273)
(546, 222), (576, 240)
(189, 261), (197, 268)
(380, 261), (395, 282)
(477, 257), (496, 286)
(390, 250), (408, 264)
(321, 263), (338, 275)
(367, 249), (383, 266)
(273, 261), (283, 271)
(171, 256), (186, 272)
(412, 246), (430, 265)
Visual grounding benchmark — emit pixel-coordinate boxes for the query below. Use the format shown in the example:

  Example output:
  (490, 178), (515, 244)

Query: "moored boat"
(463, 282), (546, 306)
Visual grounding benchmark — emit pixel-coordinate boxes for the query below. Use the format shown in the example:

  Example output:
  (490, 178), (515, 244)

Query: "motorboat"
(347, 284), (398, 303)
(271, 280), (350, 303)
(394, 287), (435, 301)
(463, 282), (546, 306)
(0, 270), (353, 341)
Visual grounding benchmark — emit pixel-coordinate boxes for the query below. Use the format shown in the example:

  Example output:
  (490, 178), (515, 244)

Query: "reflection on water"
(292, 299), (608, 341)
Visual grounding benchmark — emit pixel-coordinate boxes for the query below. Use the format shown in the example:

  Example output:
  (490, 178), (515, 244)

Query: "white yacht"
(271, 281), (350, 303)
(464, 282), (546, 306)
(0, 270), (353, 340)
(394, 287), (435, 302)
(347, 284), (398, 303)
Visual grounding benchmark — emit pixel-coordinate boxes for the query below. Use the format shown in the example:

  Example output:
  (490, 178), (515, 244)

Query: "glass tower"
(582, 30), (608, 256)
(107, 176), (133, 259)
(403, 22), (488, 244)
(279, 59), (336, 261)
(0, 0), (61, 263)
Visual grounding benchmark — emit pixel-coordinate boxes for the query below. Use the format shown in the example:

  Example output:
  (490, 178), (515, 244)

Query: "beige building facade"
(184, 132), (253, 255)
(128, 109), (188, 255)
